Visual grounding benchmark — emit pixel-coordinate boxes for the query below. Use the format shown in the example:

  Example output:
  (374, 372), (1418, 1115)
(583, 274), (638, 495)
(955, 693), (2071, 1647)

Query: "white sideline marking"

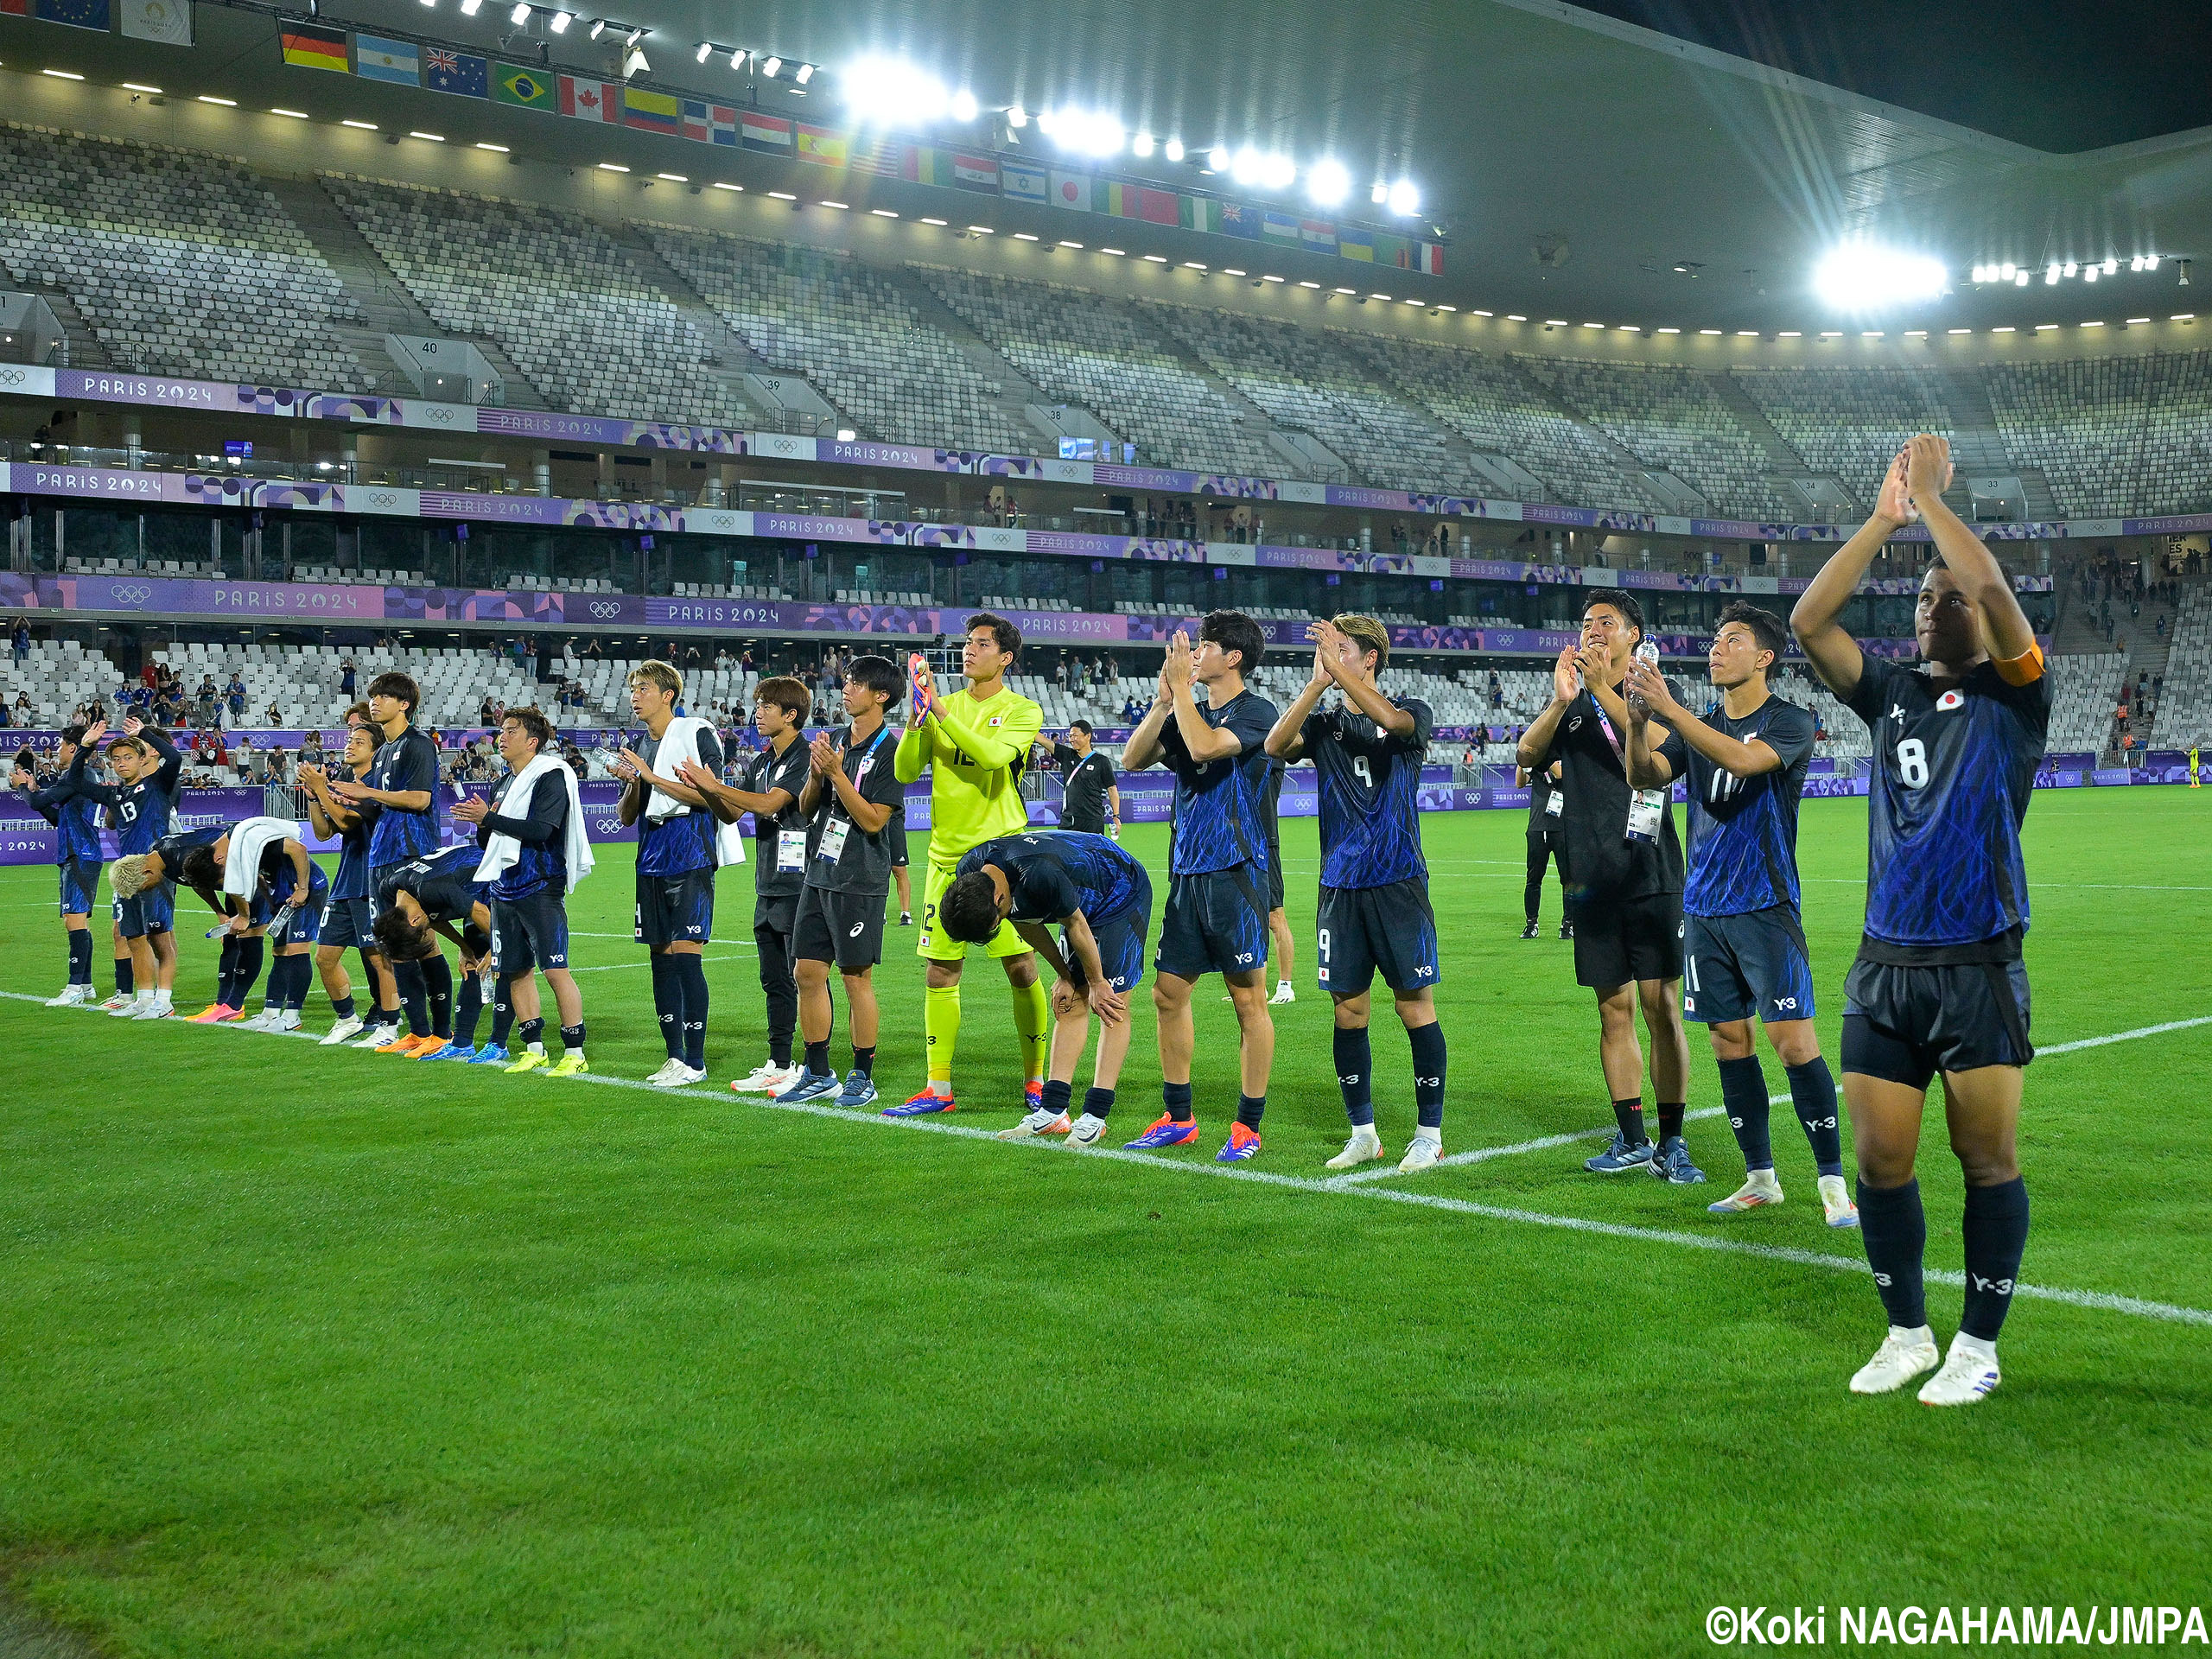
(12, 990), (2212, 1332)
(565, 955), (745, 974)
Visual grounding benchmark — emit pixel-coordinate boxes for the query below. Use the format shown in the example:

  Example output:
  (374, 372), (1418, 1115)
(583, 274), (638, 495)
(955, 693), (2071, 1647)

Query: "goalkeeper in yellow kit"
(882, 613), (1052, 1116)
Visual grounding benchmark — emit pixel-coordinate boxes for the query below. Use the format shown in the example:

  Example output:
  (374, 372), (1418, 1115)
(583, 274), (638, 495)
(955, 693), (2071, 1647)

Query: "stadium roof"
(22, 0), (2212, 335)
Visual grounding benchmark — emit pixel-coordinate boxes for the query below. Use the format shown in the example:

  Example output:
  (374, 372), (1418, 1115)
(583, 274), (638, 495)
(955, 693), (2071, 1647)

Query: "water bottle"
(1629, 640), (1661, 714)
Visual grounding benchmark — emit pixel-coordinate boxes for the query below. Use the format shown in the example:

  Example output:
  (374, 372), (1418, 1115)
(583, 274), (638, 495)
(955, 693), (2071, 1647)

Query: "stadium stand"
(1983, 357), (2154, 518)
(321, 176), (749, 426)
(2046, 651), (2128, 755)
(2152, 585), (2212, 750)
(0, 638), (128, 728)
(644, 230), (1034, 454)
(0, 122), (367, 390)
(1733, 366), (1958, 509)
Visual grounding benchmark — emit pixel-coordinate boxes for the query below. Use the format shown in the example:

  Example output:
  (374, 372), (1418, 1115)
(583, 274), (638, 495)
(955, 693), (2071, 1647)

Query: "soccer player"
(330, 674), (445, 1051)
(1791, 437), (2048, 1407)
(66, 715), (182, 1020)
(678, 675), (813, 1095)
(1051, 721), (1120, 837)
(1620, 601), (1859, 1228)
(613, 660), (736, 1087)
(298, 726), (391, 1046)
(1516, 760), (1568, 939)
(1516, 594), (1700, 1184)
(1122, 613), (1279, 1161)
(767, 656), (906, 1107)
(11, 725), (103, 1005)
(940, 830), (1153, 1148)
(890, 615), (1048, 1116)
(111, 818), (321, 1024)
(454, 704), (594, 1076)
(368, 843), (497, 1059)
(1267, 616), (1447, 1172)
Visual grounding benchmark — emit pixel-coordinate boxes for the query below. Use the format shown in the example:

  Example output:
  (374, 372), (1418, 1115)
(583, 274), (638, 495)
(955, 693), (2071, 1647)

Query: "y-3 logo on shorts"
(1772, 996), (1798, 1011)
(1234, 951), (1255, 964)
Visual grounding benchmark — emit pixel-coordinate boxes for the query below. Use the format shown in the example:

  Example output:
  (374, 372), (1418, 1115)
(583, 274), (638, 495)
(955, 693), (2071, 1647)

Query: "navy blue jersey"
(68, 727), (181, 855)
(27, 770), (104, 865)
(479, 768), (569, 901)
(265, 849), (327, 912)
(364, 727), (443, 866)
(150, 821), (226, 869)
(958, 830), (1147, 925)
(1301, 696), (1433, 889)
(1155, 689), (1279, 877)
(635, 726), (724, 876)
(1845, 652), (2051, 957)
(1660, 696), (1817, 918)
(328, 806), (372, 901)
(375, 843), (490, 926)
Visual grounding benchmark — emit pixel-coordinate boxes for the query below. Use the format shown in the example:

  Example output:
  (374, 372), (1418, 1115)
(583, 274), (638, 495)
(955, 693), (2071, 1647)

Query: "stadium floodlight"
(950, 89), (976, 122)
(2046, 264), (2060, 284)
(1999, 262), (2015, 280)
(1971, 265), (1987, 283)
(1005, 105), (1027, 129)
(1306, 156), (1350, 207)
(2014, 269), (2029, 286)
(1386, 179), (1421, 215)
(460, 0), (481, 11)
(1132, 130), (1154, 158)
(695, 41), (712, 62)
(1164, 137), (1184, 162)
(2103, 256), (2118, 275)
(1206, 144), (1230, 172)
(1259, 153), (1296, 191)
(625, 25), (642, 43)
(1050, 108), (1123, 156)
(1812, 242), (1948, 309)
(2146, 254), (2161, 270)
(1370, 180), (1388, 204)
(1230, 145), (1264, 187)
(2062, 260), (2077, 277)
(842, 57), (950, 124)
(794, 63), (813, 84)
(42, 67), (86, 79)
(2131, 255), (2145, 271)
(510, 1), (530, 22)
(588, 16), (605, 36)
(2085, 265), (2099, 283)
(122, 81), (163, 92)
(836, 428), (856, 441)
(728, 47), (745, 67)
(760, 55), (782, 78)
(549, 9), (569, 29)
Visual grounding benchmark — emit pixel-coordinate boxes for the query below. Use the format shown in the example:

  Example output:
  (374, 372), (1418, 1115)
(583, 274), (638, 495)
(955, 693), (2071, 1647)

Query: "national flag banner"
(795, 124), (849, 167)
(709, 104), (737, 145)
(557, 74), (619, 121)
(33, 0), (107, 29)
(1372, 232), (1409, 268)
(1300, 218), (1338, 252)
(1219, 201), (1264, 240)
(622, 86), (682, 135)
(423, 47), (488, 99)
(902, 145), (948, 186)
(493, 62), (553, 111)
(1048, 169), (1092, 212)
(1416, 242), (1445, 276)
(0, 0), (27, 17)
(280, 19), (350, 72)
(739, 109), (792, 152)
(118, 0), (189, 45)
(849, 132), (900, 175)
(1179, 196), (1221, 233)
(1262, 212), (1299, 247)
(1338, 227), (1374, 262)
(950, 151), (998, 192)
(1001, 161), (1048, 204)
(353, 33), (419, 84)
(681, 99), (710, 141)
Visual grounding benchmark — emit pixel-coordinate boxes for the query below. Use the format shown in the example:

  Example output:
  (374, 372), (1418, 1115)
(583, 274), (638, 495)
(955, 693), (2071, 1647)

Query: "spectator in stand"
(10, 619), (28, 664)
(264, 702), (283, 728)
(583, 637), (603, 658)
(140, 660), (159, 692)
(302, 728), (324, 764)
(226, 673), (247, 724)
(266, 749), (292, 785)
(340, 659), (357, 697)
(232, 734), (256, 782)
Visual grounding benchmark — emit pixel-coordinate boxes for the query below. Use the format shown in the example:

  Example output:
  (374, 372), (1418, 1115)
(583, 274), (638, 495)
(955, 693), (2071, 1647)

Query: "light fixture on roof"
(1813, 241), (1947, 309)
(794, 62), (813, 83)
(342, 118), (378, 129)
(1046, 107), (1123, 157)
(950, 88), (976, 122)
(1163, 137), (1184, 162)
(1132, 130), (1154, 158)
(42, 68), (86, 79)
(2085, 265), (2099, 283)
(477, 141), (509, 151)
(588, 16), (605, 36)
(760, 55), (782, 78)
(1206, 144), (1230, 172)
(2013, 269), (2029, 286)
(658, 172), (687, 181)
(842, 56), (950, 124)
(625, 25), (643, 43)
(836, 428), (856, 442)
(199, 93), (238, 105)
(2146, 254), (2161, 270)
(1385, 179), (1421, 216)
(1370, 181), (1388, 205)
(461, 0), (481, 11)
(271, 107), (308, 118)
(1259, 153), (1296, 191)
(2045, 264), (2060, 284)
(695, 40), (712, 61)
(123, 81), (163, 92)
(1305, 156), (1350, 207)
(1004, 104), (1027, 129)
(509, 0), (529, 22)
(549, 8), (570, 29)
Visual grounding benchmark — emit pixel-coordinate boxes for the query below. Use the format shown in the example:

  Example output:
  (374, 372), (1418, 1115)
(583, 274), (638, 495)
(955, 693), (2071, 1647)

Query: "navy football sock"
(330, 993), (355, 1020)
(68, 929), (92, 986)
(518, 1018), (545, 1051)
(1856, 1178), (1929, 1330)
(804, 1039), (831, 1076)
(1162, 1080), (1194, 1123)
(452, 978), (484, 1048)
(650, 955), (681, 1058)
(115, 956), (133, 995)
(1408, 1020), (1446, 1131)
(1039, 1078), (1073, 1117)
(1960, 1177), (2030, 1342)
(1333, 1025), (1375, 1127)
(1236, 1093), (1266, 1129)
(1656, 1100), (1686, 1142)
(1785, 1058), (1845, 1177)
(214, 935), (240, 1006)
(420, 956), (454, 1039)
(1717, 1055), (1773, 1172)
(278, 955), (312, 1010)
(393, 958), (429, 1037)
(674, 953), (709, 1069)
(232, 936), (264, 1009)
(490, 981), (517, 1048)
(560, 1022), (586, 1053)
(850, 1044), (874, 1077)
(1083, 1086), (1116, 1119)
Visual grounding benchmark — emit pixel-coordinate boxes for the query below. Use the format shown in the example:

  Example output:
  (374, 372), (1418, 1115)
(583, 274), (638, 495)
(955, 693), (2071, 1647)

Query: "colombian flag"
(620, 86), (682, 136)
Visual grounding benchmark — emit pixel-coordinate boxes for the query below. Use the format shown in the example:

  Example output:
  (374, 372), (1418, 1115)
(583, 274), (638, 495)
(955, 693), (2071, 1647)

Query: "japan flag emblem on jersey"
(1937, 690), (1965, 711)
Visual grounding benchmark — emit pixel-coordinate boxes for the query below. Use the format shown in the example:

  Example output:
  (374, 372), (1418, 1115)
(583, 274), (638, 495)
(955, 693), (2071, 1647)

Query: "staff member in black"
(1052, 721), (1120, 836)
(1516, 759), (1568, 940)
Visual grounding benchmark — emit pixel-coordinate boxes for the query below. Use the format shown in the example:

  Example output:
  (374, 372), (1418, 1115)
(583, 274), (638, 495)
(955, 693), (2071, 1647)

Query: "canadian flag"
(558, 75), (620, 123)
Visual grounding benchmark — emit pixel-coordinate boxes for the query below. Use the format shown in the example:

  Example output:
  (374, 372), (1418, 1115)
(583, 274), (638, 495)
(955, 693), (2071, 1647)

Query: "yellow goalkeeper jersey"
(893, 685), (1043, 868)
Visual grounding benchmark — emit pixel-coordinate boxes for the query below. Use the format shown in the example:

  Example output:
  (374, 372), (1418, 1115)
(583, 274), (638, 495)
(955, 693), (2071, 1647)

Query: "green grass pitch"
(2, 789), (2209, 1655)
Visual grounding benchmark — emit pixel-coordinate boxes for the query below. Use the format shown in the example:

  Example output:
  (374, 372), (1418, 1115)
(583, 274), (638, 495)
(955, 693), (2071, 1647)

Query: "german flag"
(278, 19), (349, 72)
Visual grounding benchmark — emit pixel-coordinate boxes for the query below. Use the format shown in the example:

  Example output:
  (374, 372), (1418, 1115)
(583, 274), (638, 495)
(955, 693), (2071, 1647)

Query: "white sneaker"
(1818, 1174), (1860, 1229)
(109, 993), (149, 1018)
(130, 998), (174, 1020)
(350, 1024), (397, 1049)
(321, 1014), (367, 1046)
(647, 1059), (708, 1088)
(1268, 981), (1296, 1005)
(238, 1008), (282, 1031)
(996, 1107), (1071, 1140)
(46, 984), (90, 1007)
(97, 992), (135, 1014)
(731, 1061), (802, 1095)
(1398, 1134), (1443, 1173)
(1066, 1111), (1108, 1147)
(1916, 1334), (2001, 1407)
(1707, 1171), (1784, 1215)
(1848, 1325), (1942, 1395)
(265, 1009), (302, 1033)
(1325, 1126), (1385, 1170)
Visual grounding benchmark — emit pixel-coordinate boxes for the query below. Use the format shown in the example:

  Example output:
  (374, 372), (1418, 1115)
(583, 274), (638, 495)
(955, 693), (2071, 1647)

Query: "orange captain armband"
(1992, 640), (2045, 687)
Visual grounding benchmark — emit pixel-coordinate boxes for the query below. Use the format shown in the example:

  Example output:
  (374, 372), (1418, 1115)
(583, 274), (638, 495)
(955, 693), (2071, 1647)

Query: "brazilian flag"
(493, 62), (554, 111)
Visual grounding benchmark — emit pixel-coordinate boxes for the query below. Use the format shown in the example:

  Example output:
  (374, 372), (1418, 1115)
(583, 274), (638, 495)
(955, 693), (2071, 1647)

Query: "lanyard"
(828, 725), (890, 821)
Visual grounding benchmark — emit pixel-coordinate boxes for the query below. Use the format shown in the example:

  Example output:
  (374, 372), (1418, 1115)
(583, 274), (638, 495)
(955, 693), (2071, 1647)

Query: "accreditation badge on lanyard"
(1592, 700), (1667, 845)
(817, 726), (890, 867)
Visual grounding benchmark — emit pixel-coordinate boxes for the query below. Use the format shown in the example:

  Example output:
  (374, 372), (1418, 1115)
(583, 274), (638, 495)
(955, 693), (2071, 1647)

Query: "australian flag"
(35, 0), (111, 29)
(424, 47), (490, 98)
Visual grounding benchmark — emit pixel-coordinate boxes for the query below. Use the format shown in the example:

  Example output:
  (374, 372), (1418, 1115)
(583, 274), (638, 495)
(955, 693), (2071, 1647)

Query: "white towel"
(472, 753), (595, 894)
(221, 816), (296, 897)
(645, 715), (745, 867)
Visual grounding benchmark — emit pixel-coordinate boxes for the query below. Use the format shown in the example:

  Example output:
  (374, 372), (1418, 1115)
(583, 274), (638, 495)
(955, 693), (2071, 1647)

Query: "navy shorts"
(59, 857), (99, 916)
(264, 873), (327, 946)
(1155, 866), (1268, 981)
(366, 861), (405, 923)
(1842, 955), (2033, 1090)
(321, 894), (375, 951)
(1683, 906), (1815, 1026)
(1317, 880), (1441, 996)
(493, 891), (570, 974)
(1074, 872), (1153, 995)
(793, 884), (887, 972)
(635, 867), (715, 947)
(114, 880), (175, 939)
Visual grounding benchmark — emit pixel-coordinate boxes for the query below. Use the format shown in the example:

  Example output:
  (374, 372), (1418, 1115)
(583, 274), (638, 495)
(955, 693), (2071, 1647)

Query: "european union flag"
(423, 46), (488, 98)
(35, 0), (111, 30)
